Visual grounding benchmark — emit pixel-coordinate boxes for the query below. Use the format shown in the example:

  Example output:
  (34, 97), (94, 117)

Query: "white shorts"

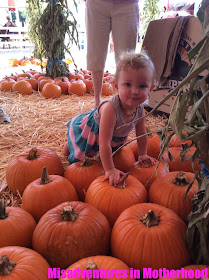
(86, 0), (139, 71)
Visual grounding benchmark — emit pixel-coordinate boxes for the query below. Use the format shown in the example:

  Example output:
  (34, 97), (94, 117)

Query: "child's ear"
(113, 80), (118, 90)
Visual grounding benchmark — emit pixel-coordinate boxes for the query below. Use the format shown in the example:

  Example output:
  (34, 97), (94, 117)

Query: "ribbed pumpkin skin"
(6, 148), (64, 195)
(0, 246), (50, 279)
(22, 175), (78, 222)
(161, 265), (209, 280)
(149, 172), (198, 221)
(32, 201), (111, 269)
(59, 256), (132, 280)
(129, 161), (168, 191)
(113, 146), (135, 172)
(163, 146), (201, 172)
(0, 207), (36, 248)
(85, 175), (147, 227)
(64, 159), (104, 201)
(128, 134), (161, 160)
(111, 203), (190, 270)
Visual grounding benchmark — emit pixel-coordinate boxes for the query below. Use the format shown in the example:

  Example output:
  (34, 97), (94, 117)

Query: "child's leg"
(63, 141), (70, 158)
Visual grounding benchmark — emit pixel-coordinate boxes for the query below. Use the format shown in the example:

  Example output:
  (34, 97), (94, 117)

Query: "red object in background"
(8, 0), (16, 11)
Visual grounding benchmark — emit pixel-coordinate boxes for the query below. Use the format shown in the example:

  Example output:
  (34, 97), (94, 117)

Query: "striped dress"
(66, 95), (143, 164)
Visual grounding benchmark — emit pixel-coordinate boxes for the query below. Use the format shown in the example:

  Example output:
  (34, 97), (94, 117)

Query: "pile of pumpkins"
(0, 68), (115, 97)
(1, 132), (208, 279)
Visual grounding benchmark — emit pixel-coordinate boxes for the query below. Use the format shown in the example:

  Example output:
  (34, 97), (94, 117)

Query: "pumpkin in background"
(59, 255), (132, 280)
(149, 171), (198, 221)
(163, 146), (201, 173)
(0, 79), (16, 92)
(32, 201), (111, 269)
(41, 82), (62, 98)
(113, 146), (135, 172)
(12, 80), (33, 95)
(24, 76), (38, 91)
(68, 78), (86, 96)
(54, 77), (70, 95)
(0, 199), (36, 248)
(6, 147), (64, 195)
(159, 265), (209, 280)
(22, 167), (78, 222)
(84, 77), (93, 93)
(0, 246), (50, 279)
(85, 173), (147, 227)
(128, 133), (161, 160)
(102, 81), (114, 96)
(64, 158), (104, 201)
(129, 161), (168, 191)
(111, 203), (190, 270)
(38, 78), (54, 91)
(169, 131), (192, 147)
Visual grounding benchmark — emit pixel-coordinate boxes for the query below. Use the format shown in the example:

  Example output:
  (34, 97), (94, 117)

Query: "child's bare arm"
(99, 102), (125, 185)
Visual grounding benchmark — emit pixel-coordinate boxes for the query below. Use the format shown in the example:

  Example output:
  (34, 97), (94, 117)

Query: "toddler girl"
(64, 50), (157, 186)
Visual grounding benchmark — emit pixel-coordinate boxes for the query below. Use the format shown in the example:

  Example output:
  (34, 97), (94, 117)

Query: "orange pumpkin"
(129, 160), (168, 191)
(23, 76), (38, 91)
(12, 80), (33, 95)
(0, 246), (50, 279)
(22, 167), (78, 222)
(68, 78), (87, 96)
(85, 173), (147, 227)
(64, 158), (104, 201)
(59, 255), (132, 280)
(55, 77), (70, 95)
(41, 82), (62, 98)
(6, 147), (64, 195)
(111, 203), (190, 270)
(69, 71), (84, 81)
(149, 171), (198, 221)
(169, 131), (192, 147)
(39, 78), (54, 91)
(0, 79), (16, 92)
(32, 201), (111, 269)
(84, 77), (94, 93)
(102, 81), (114, 96)
(163, 146), (201, 172)
(113, 146), (135, 172)
(0, 199), (36, 248)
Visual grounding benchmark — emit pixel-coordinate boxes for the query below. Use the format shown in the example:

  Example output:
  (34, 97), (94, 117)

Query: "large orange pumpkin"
(12, 80), (33, 95)
(160, 265), (209, 280)
(149, 171), (198, 221)
(22, 167), (78, 222)
(32, 201), (111, 269)
(129, 161), (168, 191)
(163, 146), (201, 172)
(0, 246), (50, 279)
(58, 255), (132, 280)
(41, 82), (62, 98)
(85, 173), (147, 227)
(68, 78), (86, 96)
(0, 199), (36, 248)
(113, 146), (135, 172)
(111, 203), (190, 270)
(64, 158), (104, 201)
(6, 147), (64, 195)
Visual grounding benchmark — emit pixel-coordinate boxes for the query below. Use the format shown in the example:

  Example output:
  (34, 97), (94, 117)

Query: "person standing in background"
(85, 0), (139, 109)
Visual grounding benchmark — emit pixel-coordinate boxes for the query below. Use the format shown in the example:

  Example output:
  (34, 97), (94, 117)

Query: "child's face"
(115, 67), (154, 109)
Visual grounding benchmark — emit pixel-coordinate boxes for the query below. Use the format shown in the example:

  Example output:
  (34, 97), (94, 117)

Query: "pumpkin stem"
(27, 148), (39, 160)
(0, 255), (16, 275)
(140, 210), (160, 227)
(86, 262), (100, 280)
(81, 158), (93, 167)
(0, 199), (8, 220)
(173, 172), (190, 186)
(116, 172), (129, 189)
(40, 167), (52, 184)
(61, 206), (79, 222)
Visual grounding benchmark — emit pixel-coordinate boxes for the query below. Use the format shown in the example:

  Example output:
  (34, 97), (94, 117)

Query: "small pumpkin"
(0, 246), (50, 279)
(84, 77), (93, 93)
(0, 199), (36, 248)
(59, 255), (132, 280)
(149, 171), (198, 221)
(64, 157), (104, 201)
(102, 81), (114, 96)
(111, 203), (190, 270)
(129, 161), (168, 191)
(85, 173), (147, 227)
(32, 201), (111, 269)
(41, 82), (62, 98)
(22, 167), (78, 222)
(68, 78), (87, 96)
(6, 147), (64, 195)
(12, 80), (33, 95)
(113, 146), (135, 172)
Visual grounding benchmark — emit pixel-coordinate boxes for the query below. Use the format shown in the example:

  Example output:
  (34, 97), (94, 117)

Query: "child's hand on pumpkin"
(136, 154), (157, 168)
(103, 167), (125, 186)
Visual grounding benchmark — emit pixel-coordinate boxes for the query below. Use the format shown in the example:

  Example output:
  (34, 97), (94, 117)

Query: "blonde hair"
(114, 49), (155, 82)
